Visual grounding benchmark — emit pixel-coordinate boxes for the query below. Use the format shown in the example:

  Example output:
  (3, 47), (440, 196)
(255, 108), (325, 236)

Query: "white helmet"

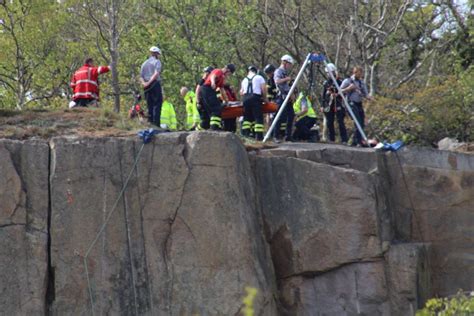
(281, 54), (294, 64)
(149, 46), (161, 54)
(325, 63), (337, 73)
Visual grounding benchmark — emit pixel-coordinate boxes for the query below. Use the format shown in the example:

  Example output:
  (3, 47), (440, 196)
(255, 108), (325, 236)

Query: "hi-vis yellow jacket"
(161, 100), (177, 130)
(184, 91), (200, 129)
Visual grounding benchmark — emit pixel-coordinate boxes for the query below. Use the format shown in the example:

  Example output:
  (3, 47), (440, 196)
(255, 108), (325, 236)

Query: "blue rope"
(381, 140), (404, 152)
(138, 128), (166, 144)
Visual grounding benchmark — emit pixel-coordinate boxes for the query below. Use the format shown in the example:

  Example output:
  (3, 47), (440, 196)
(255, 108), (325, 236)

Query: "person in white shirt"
(240, 66), (268, 140)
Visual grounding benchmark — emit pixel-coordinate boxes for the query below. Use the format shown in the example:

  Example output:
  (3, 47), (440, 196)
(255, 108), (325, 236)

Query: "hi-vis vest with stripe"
(161, 101), (177, 130)
(70, 65), (110, 100)
(184, 91), (200, 129)
(293, 93), (316, 120)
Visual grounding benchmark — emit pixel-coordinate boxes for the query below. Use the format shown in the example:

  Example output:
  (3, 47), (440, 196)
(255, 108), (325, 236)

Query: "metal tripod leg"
(324, 61), (368, 143)
(263, 53), (312, 143)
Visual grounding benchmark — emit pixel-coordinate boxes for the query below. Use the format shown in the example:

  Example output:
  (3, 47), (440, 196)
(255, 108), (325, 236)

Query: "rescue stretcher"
(221, 101), (278, 119)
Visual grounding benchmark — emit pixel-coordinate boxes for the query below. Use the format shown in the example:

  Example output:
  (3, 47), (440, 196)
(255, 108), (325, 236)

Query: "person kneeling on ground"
(160, 98), (177, 131)
(180, 87), (200, 130)
(219, 83), (238, 132)
(293, 91), (318, 142)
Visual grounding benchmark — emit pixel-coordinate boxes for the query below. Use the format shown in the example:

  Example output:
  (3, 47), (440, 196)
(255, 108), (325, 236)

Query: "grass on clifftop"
(0, 107), (146, 140)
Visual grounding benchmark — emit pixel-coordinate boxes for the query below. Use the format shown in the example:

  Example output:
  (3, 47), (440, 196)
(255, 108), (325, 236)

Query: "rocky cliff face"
(0, 133), (472, 315)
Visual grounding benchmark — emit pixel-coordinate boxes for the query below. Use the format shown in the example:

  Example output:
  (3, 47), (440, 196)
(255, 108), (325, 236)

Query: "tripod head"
(309, 53), (326, 63)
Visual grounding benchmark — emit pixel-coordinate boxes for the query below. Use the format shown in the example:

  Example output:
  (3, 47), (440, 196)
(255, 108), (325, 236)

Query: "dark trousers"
(197, 102), (210, 130)
(197, 94), (210, 130)
(200, 85), (222, 130)
(293, 116), (316, 141)
(76, 98), (96, 107)
(223, 119), (236, 132)
(144, 81), (163, 126)
(324, 108), (348, 142)
(242, 94), (264, 140)
(274, 96), (294, 139)
(349, 102), (365, 145)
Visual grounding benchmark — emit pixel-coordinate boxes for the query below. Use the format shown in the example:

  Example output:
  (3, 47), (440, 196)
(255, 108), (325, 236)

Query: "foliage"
(242, 286), (258, 316)
(366, 66), (473, 145)
(417, 291), (474, 316)
(0, 0), (472, 144)
(0, 1), (72, 109)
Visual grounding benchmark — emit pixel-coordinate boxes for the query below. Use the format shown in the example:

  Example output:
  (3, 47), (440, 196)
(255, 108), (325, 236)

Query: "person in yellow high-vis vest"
(180, 87), (200, 130)
(293, 91), (318, 141)
(160, 99), (177, 131)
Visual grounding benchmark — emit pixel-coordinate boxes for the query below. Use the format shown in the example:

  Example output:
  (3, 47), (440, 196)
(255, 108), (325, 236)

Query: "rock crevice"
(0, 135), (472, 315)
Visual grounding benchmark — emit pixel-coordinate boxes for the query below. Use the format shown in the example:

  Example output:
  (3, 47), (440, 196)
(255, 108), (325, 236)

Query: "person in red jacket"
(70, 58), (110, 107)
(200, 64), (235, 130)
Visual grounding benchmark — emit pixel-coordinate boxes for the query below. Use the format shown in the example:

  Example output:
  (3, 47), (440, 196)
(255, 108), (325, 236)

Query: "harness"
(245, 75), (255, 95)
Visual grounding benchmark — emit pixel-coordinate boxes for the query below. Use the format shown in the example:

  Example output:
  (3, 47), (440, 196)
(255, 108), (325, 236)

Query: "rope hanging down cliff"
(83, 129), (162, 316)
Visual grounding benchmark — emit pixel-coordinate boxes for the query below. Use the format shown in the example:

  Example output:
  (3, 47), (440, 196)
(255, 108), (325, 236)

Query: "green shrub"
(417, 291), (474, 316)
(367, 67), (473, 145)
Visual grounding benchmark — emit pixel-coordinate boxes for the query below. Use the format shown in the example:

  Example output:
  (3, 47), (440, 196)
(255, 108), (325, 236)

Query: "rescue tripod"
(263, 53), (369, 143)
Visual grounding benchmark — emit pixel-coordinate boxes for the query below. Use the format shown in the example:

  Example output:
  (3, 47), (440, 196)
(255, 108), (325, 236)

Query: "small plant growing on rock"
(417, 290), (474, 316)
(242, 287), (258, 316)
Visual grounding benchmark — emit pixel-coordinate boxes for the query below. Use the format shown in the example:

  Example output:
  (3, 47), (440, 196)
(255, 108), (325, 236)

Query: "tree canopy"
(0, 0), (472, 144)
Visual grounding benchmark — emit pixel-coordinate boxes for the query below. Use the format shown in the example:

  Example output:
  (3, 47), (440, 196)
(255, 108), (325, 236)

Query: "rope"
(84, 142), (146, 315)
(394, 151), (424, 241)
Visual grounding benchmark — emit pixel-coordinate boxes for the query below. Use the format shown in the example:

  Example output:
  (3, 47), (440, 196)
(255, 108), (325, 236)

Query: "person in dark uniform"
(195, 66), (214, 130)
(263, 64), (277, 102)
(321, 63), (348, 143)
(200, 64), (236, 130)
(240, 66), (268, 140)
(219, 83), (238, 132)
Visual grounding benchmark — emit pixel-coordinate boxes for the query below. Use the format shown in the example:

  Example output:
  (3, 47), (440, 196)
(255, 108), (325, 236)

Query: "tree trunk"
(369, 62), (378, 96)
(426, 51), (437, 87)
(16, 71), (25, 110)
(110, 1), (120, 113)
(111, 49), (120, 113)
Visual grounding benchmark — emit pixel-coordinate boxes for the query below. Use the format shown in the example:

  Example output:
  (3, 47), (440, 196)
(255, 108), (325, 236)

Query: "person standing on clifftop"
(240, 66), (268, 141)
(274, 55), (295, 141)
(195, 66), (214, 130)
(341, 66), (373, 147)
(321, 63), (348, 144)
(70, 58), (110, 107)
(263, 64), (277, 102)
(140, 46), (163, 127)
(200, 64), (236, 130)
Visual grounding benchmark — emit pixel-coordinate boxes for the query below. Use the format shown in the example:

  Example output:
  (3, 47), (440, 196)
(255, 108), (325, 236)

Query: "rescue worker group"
(70, 46), (373, 145)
